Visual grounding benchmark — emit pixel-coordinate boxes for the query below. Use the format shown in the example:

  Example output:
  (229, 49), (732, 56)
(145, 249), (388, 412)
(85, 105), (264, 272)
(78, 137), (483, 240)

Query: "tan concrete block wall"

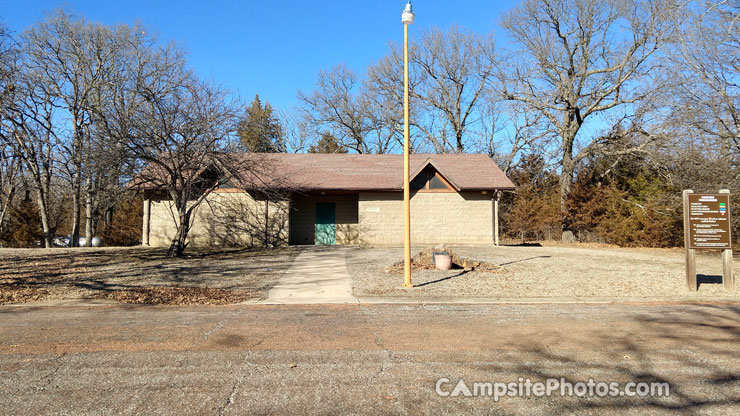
(148, 191), (491, 247)
(358, 191), (493, 246)
(290, 194), (359, 245)
(148, 192), (289, 247)
(149, 198), (177, 247)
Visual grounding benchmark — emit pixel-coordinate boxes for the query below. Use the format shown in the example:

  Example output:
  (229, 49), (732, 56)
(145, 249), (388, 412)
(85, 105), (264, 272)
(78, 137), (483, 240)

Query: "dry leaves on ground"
(97, 286), (254, 305)
(0, 287), (51, 305)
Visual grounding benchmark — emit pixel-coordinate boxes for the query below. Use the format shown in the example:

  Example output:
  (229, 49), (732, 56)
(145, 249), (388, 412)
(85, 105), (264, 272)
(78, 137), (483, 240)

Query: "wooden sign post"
(683, 189), (734, 291)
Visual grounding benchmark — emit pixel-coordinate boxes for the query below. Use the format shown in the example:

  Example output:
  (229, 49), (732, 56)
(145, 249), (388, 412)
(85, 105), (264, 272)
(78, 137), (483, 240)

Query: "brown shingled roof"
(233, 153), (514, 191)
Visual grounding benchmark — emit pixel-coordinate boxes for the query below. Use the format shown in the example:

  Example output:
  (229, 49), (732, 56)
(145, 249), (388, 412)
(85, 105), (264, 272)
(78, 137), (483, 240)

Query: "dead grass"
(348, 245), (740, 300)
(0, 246), (301, 305)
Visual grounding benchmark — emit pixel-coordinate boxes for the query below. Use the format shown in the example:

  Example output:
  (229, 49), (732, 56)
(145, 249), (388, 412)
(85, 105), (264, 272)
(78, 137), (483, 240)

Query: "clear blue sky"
(2, 1), (515, 111)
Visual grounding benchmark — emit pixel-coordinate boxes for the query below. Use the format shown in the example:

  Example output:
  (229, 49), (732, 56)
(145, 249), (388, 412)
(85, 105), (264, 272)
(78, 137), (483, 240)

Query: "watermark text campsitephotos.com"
(435, 377), (670, 402)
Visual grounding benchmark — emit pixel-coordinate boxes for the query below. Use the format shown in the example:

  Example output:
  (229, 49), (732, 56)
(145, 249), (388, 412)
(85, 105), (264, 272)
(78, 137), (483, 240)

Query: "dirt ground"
(347, 244), (740, 300)
(0, 246), (301, 305)
(3, 243), (739, 305)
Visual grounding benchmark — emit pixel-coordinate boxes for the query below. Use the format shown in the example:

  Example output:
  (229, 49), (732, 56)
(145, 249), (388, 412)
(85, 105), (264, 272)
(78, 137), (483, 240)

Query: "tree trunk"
(36, 188), (52, 248)
(70, 122), (84, 247)
(559, 161), (574, 232)
(105, 206), (114, 227)
(84, 174), (95, 247)
(71, 174), (81, 247)
(168, 210), (190, 257)
(559, 132), (576, 241)
(85, 191), (93, 247)
(0, 185), (15, 243)
(264, 199), (269, 246)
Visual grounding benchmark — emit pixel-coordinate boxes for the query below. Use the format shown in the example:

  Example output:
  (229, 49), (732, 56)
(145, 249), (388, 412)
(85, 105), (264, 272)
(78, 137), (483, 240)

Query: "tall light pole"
(402, 1), (414, 288)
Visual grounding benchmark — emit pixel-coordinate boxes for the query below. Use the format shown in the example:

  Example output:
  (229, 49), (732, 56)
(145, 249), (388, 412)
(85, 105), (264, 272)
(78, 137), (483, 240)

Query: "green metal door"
(315, 203), (336, 245)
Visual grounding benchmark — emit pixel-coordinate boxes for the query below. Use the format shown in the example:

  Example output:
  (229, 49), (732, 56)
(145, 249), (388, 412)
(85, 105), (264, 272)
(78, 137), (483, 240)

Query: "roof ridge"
(139, 152), (515, 191)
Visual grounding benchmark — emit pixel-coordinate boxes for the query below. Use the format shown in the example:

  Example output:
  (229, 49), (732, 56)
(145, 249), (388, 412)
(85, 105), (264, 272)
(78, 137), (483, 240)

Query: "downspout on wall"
(492, 190), (501, 246)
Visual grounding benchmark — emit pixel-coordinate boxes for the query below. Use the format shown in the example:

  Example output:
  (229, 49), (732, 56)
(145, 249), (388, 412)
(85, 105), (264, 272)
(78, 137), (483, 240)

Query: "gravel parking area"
(347, 244), (740, 300)
(0, 246), (301, 305)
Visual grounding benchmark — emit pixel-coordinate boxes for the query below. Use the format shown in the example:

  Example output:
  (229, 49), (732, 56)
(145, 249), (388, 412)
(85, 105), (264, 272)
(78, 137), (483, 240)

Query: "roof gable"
(408, 158), (461, 191)
(137, 153), (516, 192)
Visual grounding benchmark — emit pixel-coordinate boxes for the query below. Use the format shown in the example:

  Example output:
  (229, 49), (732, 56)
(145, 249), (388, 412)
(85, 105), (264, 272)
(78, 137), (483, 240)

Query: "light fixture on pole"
(402, 1), (414, 288)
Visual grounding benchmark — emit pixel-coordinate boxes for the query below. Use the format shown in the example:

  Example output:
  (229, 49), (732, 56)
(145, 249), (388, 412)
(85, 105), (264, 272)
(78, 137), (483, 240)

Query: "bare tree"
(0, 146), (19, 239)
(368, 26), (497, 153)
(413, 26), (497, 153)
(1, 87), (60, 248)
(670, 0), (740, 169)
(81, 22), (164, 245)
(0, 23), (14, 104)
(476, 99), (553, 175)
(280, 108), (310, 153)
(298, 64), (374, 153)
(0, 24), (19, 238)
(499, 0), (673, 237)
(300, 27), (496, 155)
(361, 92), (403, 154)
(365, 49), (422, 153)
(130, 63), (239, 257)
(0, 25), (61, 248)
(21, 9), (126, 247)
(15, 11), (164, 247)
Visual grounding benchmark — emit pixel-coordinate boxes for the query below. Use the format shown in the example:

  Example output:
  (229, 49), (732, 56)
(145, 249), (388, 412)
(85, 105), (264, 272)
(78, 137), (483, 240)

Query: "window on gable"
(220, 177), (236, 188)
(428, 173), (448, 190)
(410, 166), (454, 192)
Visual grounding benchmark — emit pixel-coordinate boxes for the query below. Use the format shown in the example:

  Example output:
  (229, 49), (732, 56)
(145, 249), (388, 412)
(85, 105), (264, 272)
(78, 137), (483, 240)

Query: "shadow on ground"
(481, 304), (740, 414)
(0, 247), (302, 304)
(698, 274), (724, 288)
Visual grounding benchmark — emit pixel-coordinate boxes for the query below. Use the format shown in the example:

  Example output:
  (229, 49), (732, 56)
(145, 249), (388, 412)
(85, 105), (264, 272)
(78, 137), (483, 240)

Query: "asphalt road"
(1, 302), (740, 415)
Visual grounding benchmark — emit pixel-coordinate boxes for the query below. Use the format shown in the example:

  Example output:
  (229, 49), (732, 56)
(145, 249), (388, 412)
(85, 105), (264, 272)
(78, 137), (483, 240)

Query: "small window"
(410, 166), (453, 192)
(219, 176), (236, 188)
(428, 173), (447, 190)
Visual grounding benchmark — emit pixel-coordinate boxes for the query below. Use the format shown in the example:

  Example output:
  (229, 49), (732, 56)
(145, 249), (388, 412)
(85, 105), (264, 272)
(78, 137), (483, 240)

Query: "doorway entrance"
(315, 203), (336, 245)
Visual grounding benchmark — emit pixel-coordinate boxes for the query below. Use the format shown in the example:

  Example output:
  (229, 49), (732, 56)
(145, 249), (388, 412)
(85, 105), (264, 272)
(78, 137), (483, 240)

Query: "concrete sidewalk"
(261, 246), (357, 304)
